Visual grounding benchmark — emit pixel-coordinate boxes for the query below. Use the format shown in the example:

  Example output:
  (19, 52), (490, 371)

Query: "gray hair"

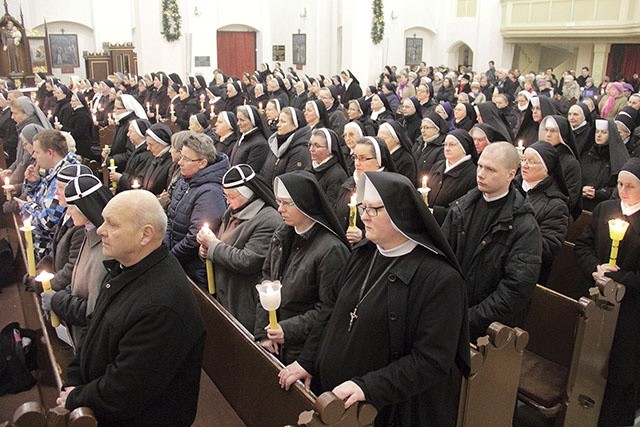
(182, 131), (217, 163)
(171, 130), (191, 152)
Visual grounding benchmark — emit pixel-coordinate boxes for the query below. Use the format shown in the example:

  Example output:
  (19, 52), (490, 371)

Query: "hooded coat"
(165, 154), (230, 285)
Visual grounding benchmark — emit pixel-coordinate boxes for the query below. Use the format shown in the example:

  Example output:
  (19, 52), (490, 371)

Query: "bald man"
(58, 190), (206, 426)
(441, 142), (541, 340)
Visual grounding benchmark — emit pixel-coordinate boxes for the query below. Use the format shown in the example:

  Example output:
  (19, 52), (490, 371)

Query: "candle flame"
(422, 176), (428, 189)
(518, 140), (524, 148)
(35, 270), (55, 282)
(202, 223), (210, 231)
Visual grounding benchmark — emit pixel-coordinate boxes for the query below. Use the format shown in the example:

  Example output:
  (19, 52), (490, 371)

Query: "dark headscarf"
(306, 100), (330, 129)
(72, 91), (89, 109)
(131, 119), (152, 137)
(57, 164), (94, 184)
(406, 96), (423, 119)
(168, 73), (182, 85)
(350, 98), (371, 118)
(313, 128), (348, 175)
(615, 107), (639, 134)
(64, 174), (113, 227)
(382, 120), (415, 155)
(475, 102), (512, 142)
(217, 111), (238, 133)
(525, 141), (569, 197)
(342, 69), (360, 86)
(356, 171), (470, 376)
(284, 107), (307, 131)
(57, 84), (73, 102)
(470, 123), (510, 143)
(538, 115), (579, 158)
(222, 164), (277, 209)
(447, 128), (478, 164)
(598, 118), (631, 175)
(423, 111), (449, 135)
(357, 136), (397, 172)
(237, 105), (269, 138)
(274, 171), (349, 247)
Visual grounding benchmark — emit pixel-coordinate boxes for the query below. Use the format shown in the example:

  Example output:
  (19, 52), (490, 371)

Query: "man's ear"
(139, 224), (155, 247)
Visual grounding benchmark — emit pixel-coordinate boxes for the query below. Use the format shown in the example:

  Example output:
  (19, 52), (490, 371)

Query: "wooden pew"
(518, 280), (624, 426)
(0, 401), (96, 427)
(566, 210), (592, 243)
(457, 323), (528, 427)
(546, 241), (588, 300)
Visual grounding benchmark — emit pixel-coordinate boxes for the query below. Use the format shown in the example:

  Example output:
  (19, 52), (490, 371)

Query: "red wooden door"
(217, 31), (256, 77)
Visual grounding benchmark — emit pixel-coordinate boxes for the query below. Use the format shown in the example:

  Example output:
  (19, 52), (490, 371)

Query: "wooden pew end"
(13, 401), (45, 426)
(68, 407), (98, 427)
(297, 392), (377, 426)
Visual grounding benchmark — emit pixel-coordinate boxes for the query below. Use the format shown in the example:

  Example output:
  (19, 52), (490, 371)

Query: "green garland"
(371, 0), (384, 44)
(161, 0), (182, 42)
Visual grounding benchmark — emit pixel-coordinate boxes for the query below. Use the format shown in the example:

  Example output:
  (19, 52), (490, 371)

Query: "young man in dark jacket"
(441, 142), (542, 340)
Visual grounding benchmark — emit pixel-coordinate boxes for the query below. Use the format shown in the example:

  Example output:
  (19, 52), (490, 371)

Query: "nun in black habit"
(377, 121), (417, 184)
(428, 129), (479, 225)
(538, 115), (583, 218)
(255, 171), (350, 365)
(579, 118), (630, 212)
(516, 141), (569, 284)
(310, 128), (349, 207)
(474, 101), (513, 143)
(340, 69), (363, 107)
(414, 112), (448, 181)
(568, 102), (594, 157)
(518, 95), (558, 147)
(469, 123), (510, 154)
(399, 96), (423, 144)
(574, 158), (640, 427)
(230, 105), (270, 173)
(213, 111), (238, 159)
(347, 98), (377, 137)
(279, 171), (470, 427)
(452, 102), (477, 132)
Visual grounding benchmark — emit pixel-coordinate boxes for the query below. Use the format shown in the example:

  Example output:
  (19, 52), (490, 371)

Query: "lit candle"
(256, 280), (282, 330)
(608, 218), (630, 267)
(47, 110), (52, 120)
(146, 102), (151, 113)
(3, 177), (14, 201)
(202, 223), (215, 295)
(348, 193), (358, 230)
(516, 140), (525, 157)
(155, 104), (159, 118)
(92, 113), (97, 124)
(200, 94), (205, 110)
(131, 179), (140, 190)
(54, 116), (59, 124)
(108, 158), (117, 190)
(35, 271), (60, 328)
(418, 176), (430, 206)
(258, 102), (263, 111)
(210, 104), (214, 116)
(20, 218), (36, 277)
(170, 103), (175, 116)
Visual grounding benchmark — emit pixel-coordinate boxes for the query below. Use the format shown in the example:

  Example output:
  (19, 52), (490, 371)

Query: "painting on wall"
(292, 34), (306, 65)
(49, 34), (79, 68)
(28, 36), (49, 74)
(405, 38), (423, 66)
(272, 45), (285, 62)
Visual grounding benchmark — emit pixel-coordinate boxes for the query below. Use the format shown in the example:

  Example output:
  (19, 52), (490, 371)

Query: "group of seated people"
(0, 60), (639, 426)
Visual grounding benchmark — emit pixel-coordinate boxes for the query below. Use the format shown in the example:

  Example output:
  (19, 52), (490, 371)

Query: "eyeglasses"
(179, 154), (204, 163)
(443, 142), (460, 148)
(308, 142), (328, 149)
(351, 154), (376, 162)
(520, 158), (542, 167)
(276, 198), (296, 208)
(543, 127), (559, 134)
(421, 125), (437, 130)
(357, 204), (386, 217)
(223, 192), (241, 200)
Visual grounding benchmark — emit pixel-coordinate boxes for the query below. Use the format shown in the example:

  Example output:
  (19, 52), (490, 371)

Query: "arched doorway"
(447, 41), (474, 71)
(217, 25), (256, 77)
(403, 27), (436, 67)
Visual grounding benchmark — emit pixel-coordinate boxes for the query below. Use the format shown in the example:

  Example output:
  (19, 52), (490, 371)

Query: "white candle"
(35, 271), (60, 327)
(131, 179), (140, 189)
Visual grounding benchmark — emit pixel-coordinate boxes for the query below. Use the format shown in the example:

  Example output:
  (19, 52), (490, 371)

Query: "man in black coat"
(0, 90), (19, 164)
(442, 142), (542, 340)
(57, 190), (206, 427)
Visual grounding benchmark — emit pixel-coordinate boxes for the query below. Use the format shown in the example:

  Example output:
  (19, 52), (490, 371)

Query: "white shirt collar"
(621, 200), (640, 216)
(377, 239), (417, 257)
(445, 155), (471, 173)
(522, 179), (543, 192)
(483, 189), (509, 202)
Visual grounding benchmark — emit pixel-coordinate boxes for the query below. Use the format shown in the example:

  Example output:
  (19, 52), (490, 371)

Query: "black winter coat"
(63, 107), (98, 160)
(312, 157), (348, 207)
(429, 159), (476, 225)
(579, 143), (617, 212)
(108, 112), (136, 172)
(64, 246), (206, 427)
(116, 142), (153, 192)
(442, 186), (542, 339)
(260, 127), (311, 186)
(255, 224), (350, 364)
(229, 128), (269, 172)
(390, 147), (417, 185)
(414, 135), (446, 182)
(141, 149), (173, 195)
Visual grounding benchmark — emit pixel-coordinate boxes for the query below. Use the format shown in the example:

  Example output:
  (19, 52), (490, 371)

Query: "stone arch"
(447, 40), (474, 71)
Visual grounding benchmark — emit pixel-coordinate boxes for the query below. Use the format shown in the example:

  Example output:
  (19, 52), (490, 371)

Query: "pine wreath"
(161, 0), (182, 42)
(371, 0), (384, 44)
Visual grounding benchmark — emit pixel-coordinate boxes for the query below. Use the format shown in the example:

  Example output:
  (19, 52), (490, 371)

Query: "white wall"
(19, 0), (510, 86)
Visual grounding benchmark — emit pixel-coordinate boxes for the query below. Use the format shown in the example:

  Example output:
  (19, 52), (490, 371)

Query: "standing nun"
(377, 121), (417, 184)
(255, 171), (350, 365)
(310, 128), (349, 206)
(340, 69), (363, 107)
(213, 111), (238, 159)
(279, 171), (470, 427)
(230, 105), (270, 173)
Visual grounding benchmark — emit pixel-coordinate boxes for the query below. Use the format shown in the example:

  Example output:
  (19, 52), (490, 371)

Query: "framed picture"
(49, 34), (79, 68)
(292, 34), (306, 65)
(27, 36), (49, 74)
(272, 45), (285, 62)
(405, 38), (423, 66)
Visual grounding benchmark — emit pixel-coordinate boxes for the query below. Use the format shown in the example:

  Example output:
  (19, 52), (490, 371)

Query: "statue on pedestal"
(1, 19), (21, 73)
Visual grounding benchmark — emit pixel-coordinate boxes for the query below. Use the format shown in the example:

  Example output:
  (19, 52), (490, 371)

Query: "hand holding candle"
(418, 176), (430, 206)
(20, 218), (36, 277)
(35, 271), (60, 327)
(146, 102), (151, 113)
(108, 159), (117, 190)
(3, 176), (14, 201)
(202, 223), (216, 294)
(256, 280), (283, 330)
(608, 218), (629, 267)
(516, 140), (525, 157)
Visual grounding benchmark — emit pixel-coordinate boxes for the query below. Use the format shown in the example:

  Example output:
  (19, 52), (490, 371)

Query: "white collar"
(522, 179), (543, 192)
(445, 155), (471, 173)
(377, 239), (417, 257)
(621, 200), (640, 216)
(571, 121), (587, 131)
(483, 189), (509, 202)
(389, 145), (401, 154)
(312, 154), (334, 169)
(295, 221), (315, 235)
